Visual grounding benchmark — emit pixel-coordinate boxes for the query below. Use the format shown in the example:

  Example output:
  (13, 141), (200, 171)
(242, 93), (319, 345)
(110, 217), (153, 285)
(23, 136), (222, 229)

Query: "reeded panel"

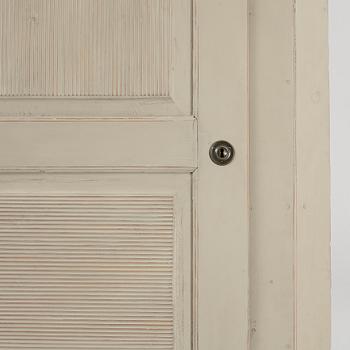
(0, 0), (171, 97)
(0, 194), (178, 349)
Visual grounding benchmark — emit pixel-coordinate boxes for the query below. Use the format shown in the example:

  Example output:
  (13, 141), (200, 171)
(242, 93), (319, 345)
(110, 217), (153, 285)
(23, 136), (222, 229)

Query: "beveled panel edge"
(0, 115), (196, 122)
(0, 96), (189, 117)
(0, 166), (197, 174)
(0, 0), (193, 116)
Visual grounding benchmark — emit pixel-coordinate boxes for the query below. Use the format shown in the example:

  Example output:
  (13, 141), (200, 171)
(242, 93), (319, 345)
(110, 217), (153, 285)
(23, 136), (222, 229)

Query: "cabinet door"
(0, 1), (249, 349)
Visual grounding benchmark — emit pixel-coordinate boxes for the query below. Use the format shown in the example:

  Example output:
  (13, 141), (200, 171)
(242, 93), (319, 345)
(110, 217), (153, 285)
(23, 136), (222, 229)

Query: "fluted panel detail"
(0, 0), (171, 97)
(0, 195), (175, 349)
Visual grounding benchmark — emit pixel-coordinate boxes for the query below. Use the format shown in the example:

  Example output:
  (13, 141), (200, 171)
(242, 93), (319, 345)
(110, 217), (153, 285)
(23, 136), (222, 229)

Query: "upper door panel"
(0, 0), (192, 116)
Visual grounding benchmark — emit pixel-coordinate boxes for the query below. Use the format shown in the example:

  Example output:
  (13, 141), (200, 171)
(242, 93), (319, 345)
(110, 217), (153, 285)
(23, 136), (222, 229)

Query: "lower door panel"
(0, 174), (192, 350)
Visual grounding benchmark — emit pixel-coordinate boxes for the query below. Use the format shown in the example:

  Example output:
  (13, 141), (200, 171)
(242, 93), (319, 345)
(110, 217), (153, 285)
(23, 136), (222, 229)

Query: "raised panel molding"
(0, 174), (192, 350)
(0, 0), (192, 116)
(0, 0), (171, 98)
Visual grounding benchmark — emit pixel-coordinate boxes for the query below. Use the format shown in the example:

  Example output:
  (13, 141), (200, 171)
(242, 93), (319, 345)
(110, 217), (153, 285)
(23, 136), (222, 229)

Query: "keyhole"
(217, 146), (229, 160)
(209, 141), (235, 166)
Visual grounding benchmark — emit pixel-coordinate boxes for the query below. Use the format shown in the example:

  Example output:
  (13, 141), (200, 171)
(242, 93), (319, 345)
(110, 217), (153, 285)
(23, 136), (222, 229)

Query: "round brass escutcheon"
(209, 140), (235, 166)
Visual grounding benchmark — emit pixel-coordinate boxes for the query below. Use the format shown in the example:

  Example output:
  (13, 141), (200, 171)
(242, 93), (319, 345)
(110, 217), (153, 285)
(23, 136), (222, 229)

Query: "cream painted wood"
(0, 118), (197, 172)
(249, 1), (295, 349)
(249, 1), (330, 350)
(197, 1), (249, 350)
(0, 0), (251, 349)
(0, 97), (187, 117)
(0, 173), (192, 350)
(0, 1), (197, 348)
(295, 1), (331, 349)
(0, 0), (192, 116)
(0, 0), (173, 97)
(0, 0), (330, 349)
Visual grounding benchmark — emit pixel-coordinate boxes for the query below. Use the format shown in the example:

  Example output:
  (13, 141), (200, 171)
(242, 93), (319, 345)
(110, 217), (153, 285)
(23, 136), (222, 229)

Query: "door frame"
(249, 1), (330, 350)
(196, 0), (330, 349)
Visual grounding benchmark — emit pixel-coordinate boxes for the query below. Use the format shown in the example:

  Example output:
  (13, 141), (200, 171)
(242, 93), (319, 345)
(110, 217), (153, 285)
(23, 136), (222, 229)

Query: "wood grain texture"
(249, 0), (330, 349)
(295, 0), (331, 349)
(0, 118), (197, 171)
(0, 0), (171, 97)
(249, 1), (295, 349)
(0, 194), (177, 349)
(197, 0), (249, 349)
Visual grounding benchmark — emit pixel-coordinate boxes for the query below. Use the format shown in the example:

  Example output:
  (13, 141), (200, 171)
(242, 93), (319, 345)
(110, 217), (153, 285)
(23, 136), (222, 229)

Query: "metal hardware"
(209, 140), (234, 166)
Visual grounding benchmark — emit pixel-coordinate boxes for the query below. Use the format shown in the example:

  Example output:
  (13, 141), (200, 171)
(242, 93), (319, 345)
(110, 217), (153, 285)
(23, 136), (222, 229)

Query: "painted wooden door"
(0, 1), (248, 350)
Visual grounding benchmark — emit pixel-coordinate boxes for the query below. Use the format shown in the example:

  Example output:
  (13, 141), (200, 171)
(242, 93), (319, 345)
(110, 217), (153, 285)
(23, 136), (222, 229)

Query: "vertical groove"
(292, 1), (298, 349)
(1, 0), (170, 97)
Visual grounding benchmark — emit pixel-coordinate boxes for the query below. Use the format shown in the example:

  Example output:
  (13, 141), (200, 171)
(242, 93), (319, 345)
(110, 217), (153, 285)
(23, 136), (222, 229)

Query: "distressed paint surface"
(295, 1), (331, 349)
(249, 1), (295, 349)
(197, 0), (249, 349)
(0, 0), (171, 97)
(0, 174), (192, 350)
(0, 118), (197, 171)
(0, 0), (330, 348)
(0, 194), (176, 349)
(249, 1), (330, 349)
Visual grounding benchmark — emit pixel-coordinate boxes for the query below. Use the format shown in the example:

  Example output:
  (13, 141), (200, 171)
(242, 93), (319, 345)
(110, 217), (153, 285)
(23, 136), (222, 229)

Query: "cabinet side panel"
(250, 1), (331, 350)
(295, 0), (331, 349)
(249, 1), (295, 349)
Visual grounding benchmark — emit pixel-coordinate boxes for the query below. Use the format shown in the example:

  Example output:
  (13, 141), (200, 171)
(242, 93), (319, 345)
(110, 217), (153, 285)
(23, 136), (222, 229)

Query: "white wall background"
(329, 1), (350, 349)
